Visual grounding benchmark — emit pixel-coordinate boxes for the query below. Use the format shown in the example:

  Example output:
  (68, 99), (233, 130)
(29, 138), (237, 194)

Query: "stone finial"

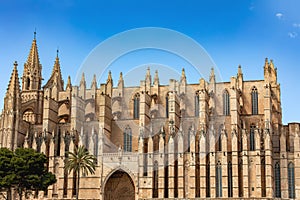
(91, 74), (97, 89)
(106, 70), (113, 85)
(153, 70), (159, 85)
(238, 65), (243, 76)
(264, 57), (269, 70)
(80, 73), (86, 87)
(118, 72), (124, 88)
(209, 67), (215, 83)
(199, 78), (206, 90)
(181, 68), (186, 78)
(66, 76), (72, 90)
(146, 67), (151, 78)
(270, 59), (275, 69)
(108, 70), (112, 80)
(180, 68), (186, 84)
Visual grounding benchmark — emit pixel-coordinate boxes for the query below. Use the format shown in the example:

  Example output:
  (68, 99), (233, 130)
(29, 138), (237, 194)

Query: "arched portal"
(104, 170), (135, 200)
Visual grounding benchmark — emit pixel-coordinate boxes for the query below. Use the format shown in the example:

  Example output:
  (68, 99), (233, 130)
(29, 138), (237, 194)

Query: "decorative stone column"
(188, 130), (196, 198)
(242, 129), (249, 198)
(168, 136), (175, 198)
(199, 131), (206, 198)
(231, 129), (239, 197)
(158, 132), (165, 198)
(177, 131), (184, 198)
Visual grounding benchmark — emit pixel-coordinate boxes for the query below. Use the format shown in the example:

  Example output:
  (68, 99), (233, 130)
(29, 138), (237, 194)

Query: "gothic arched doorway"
(104, 170), (135, 200)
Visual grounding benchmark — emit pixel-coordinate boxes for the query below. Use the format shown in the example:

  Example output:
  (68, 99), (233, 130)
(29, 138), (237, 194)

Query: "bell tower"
(22, 31), (42, 91)
(20, 32), (44, 124)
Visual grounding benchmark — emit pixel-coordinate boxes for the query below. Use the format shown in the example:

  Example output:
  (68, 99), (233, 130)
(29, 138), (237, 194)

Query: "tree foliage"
(65, 145), (96, 200)
(0, 147), (56, 200)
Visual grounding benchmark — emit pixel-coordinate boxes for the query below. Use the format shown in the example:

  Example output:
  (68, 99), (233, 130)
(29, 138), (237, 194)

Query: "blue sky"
(0, 0), (299, 124)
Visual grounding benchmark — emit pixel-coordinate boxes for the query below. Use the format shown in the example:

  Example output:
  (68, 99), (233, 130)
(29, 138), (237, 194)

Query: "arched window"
(251, 87), (258, 115)
(133, 93), (140, 119)
(216, 162), (222, 197)
(27, 77), (30, 90)
(123, 126), (132, 152)
(166, 95), (169, 118)
(223, 90), (230, 115)
(228, 161), (233, 197)
(288, 162), (295, 198)
(250, 125), (255, 151)
(195, 92), (200, 117)
(275, 162), (281, 197)
(153, 161), (159, 198)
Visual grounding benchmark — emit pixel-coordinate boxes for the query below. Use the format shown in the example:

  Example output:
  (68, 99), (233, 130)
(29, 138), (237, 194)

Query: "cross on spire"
(34, 28), (36, 40)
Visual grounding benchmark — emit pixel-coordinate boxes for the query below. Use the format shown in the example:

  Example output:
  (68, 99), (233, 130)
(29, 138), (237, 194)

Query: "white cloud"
(293, 23), (300, 28)
(288, 32), (298, 38)
(276, 13), (283, 19)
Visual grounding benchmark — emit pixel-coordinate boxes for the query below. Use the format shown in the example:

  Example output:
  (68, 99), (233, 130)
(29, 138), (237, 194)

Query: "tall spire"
(26, 31), (41, 73)
(22, 32), (42, 91)
(6, 61), (21, 98)
(44, 50), (64, 91)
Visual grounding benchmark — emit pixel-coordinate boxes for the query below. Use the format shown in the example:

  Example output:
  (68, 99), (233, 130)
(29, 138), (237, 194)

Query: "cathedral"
(0, 35), (299, 200)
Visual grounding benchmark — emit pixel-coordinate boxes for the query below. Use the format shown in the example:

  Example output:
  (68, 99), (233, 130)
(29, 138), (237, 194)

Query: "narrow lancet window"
(133, 93), (140, 119)
(223, 90), (230, 115)
(251, 87), (258, 115)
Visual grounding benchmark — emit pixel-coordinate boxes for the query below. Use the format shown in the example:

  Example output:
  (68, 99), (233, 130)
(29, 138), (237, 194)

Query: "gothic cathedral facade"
(0, 36), (299, 200)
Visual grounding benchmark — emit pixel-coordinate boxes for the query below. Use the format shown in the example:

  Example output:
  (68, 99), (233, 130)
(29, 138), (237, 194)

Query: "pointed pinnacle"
(209, 67), (215, 83)
(6, 61), (20, 96)
(145, 67), (151, 79)
(264, 57), (269, 69)
(108, 70), (112, 80)
(210, 67), (215, 76)
(66, 76), (72, 90)
(154, 70), (159, 85)
(181, 68), (186, 77)
(270, 59), (274, 69)
(80, 73), (86, 87)
(238, 65), (243, 75)
(91, 74), (97, 88)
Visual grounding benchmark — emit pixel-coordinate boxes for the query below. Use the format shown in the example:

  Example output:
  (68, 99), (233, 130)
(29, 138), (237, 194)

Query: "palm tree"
(65, 145), (96, 200)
